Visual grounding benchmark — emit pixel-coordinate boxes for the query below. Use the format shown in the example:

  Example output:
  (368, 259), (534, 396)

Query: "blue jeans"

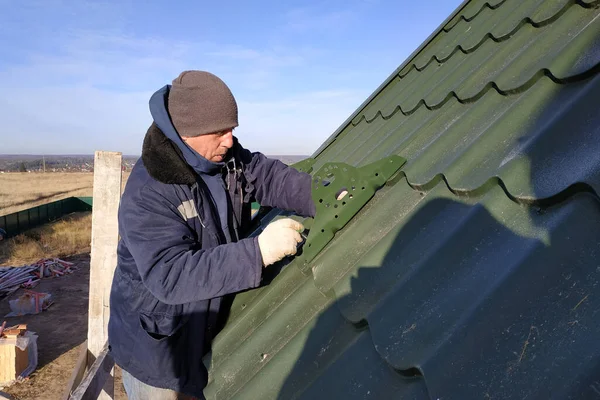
(121, 368), (198, 400)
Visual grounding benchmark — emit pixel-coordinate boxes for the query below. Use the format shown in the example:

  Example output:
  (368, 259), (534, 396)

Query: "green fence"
(0, 197), (93, 239)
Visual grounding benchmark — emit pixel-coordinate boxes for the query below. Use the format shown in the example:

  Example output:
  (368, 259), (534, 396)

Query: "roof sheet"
(203, 1), (600, 398)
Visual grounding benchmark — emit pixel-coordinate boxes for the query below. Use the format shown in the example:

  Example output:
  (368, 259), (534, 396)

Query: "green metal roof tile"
(314, 73), (600, 201)
(409, 0), (563, 75)
(225, 306), (367, 400)
(218, 284), (263, 325)
(357, 3), (599, 122)
(412, 0), (508, 73)
(225, 323), (430, 399)
(442, 0), (506, 33)
(206, 277), (333, 398)
(456, 75), (600, 197)
(367, 193), (600, 399)
(530, 0), (578, 20)
(323, 181), (482, 324)
(493, 10), (600, 83)
(289, 329), (428, 400)
(441, 6), (598, 92)
(205, 263), (310, 374)
(308, 181), (429, 298)
(354, 100), (470, 168)
(204, 1), (600, 398)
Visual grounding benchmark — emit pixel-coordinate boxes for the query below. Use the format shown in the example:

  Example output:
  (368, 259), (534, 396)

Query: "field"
(0, 173), (94, 216)
(0, 172), (131, 216)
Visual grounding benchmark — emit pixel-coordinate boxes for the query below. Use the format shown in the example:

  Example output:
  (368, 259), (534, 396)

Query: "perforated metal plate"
(298, 155), (406, 268)
(290, 158), (316, 174)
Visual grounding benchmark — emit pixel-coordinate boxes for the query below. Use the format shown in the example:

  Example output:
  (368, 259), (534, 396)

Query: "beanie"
(167, 70), (238, 137)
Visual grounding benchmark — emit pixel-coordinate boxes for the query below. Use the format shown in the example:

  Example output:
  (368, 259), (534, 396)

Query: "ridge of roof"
(400, 0), (598, 77)
(314, 0), (600, 158)
(442, 0), (507, 32)
(311, 0), (474, 159)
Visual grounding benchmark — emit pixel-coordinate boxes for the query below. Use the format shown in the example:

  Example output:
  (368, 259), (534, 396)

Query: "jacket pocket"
(131, 278), (191, 341)
(138, 311), (189, 342)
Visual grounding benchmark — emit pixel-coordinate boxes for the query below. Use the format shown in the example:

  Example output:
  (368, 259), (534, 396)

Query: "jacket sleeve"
(119, 184), (263, 305)
(235, 141), (316, 217)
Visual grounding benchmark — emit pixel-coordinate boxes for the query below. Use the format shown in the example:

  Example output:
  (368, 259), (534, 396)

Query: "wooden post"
(87, 151), (122, 399)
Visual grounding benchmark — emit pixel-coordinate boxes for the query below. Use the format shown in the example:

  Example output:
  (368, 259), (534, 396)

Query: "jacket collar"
(141, 122), (198, 185)
(141, 123), (242, 186)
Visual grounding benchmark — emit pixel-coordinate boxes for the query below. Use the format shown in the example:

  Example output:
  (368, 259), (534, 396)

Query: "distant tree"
(19, 162), (27, 172)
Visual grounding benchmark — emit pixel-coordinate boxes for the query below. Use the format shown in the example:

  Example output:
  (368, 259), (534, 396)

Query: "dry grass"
(0, 212), (92, 266)
(0, 172), (93, 215)
(0, 171), (130, 216)
(0, 170), (132, 266)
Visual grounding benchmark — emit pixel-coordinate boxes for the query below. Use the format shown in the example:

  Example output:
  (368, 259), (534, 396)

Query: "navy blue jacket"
(108, 85), (315, 398)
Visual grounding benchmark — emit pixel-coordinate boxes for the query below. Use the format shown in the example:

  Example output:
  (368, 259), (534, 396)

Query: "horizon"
(0, 1), (461, 155)
(0, 153), (309, 158)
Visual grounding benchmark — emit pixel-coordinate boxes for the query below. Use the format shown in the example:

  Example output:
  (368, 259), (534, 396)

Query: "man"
(108, 71), (316, 399)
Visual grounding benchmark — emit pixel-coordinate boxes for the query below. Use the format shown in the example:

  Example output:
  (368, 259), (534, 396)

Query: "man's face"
(181, 129), (234, 162)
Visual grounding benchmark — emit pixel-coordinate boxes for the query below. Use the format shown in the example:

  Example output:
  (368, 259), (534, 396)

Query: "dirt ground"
(0, 171), (133, 399)
(0, 254), (127, 400)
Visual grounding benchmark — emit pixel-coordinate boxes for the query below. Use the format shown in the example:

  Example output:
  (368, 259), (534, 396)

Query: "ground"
(0, 254), (127, 400)
(0, 172), (130, 399)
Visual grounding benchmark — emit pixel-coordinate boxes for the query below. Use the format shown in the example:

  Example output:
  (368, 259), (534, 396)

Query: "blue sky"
(0, 0), (461, 156)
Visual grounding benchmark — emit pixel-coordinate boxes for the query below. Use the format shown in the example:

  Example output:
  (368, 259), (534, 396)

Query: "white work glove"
(258, 218), (304, 266)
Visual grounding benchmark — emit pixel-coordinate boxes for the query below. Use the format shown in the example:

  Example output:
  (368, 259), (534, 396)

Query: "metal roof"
(203, 1), (600, 398)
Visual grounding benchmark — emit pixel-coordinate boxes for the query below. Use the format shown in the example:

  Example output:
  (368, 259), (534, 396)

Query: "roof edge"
(311, 0), (472, 158)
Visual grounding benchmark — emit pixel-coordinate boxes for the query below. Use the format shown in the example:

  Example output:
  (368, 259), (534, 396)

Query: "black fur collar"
(141, 123), (197, 185)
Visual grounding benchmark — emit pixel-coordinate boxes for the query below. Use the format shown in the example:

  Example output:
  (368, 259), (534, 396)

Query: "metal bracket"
(291, 158), (316, 174)
(298, 155), (406, 268)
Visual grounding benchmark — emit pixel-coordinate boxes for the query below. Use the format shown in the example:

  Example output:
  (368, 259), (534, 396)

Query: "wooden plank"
(0, 390), (16, 399)
(0, 339), (28, 384)
(62, 340), (89, 400)
(69, 342), (115, 400)
(87, 151), (122, 399)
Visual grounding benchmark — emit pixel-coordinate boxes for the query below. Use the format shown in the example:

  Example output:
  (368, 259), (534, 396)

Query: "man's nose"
(222, 130), (234, 148)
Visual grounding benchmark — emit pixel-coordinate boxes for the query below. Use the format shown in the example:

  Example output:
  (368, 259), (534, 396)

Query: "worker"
(0, 227), (6, 241)
(108, 71), (316, 399)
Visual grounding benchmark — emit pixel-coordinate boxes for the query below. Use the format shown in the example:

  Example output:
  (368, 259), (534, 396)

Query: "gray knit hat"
(167, 70), (238, 137)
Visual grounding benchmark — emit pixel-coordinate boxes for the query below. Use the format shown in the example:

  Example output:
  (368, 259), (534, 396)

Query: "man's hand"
(258, 218), (304, 266)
